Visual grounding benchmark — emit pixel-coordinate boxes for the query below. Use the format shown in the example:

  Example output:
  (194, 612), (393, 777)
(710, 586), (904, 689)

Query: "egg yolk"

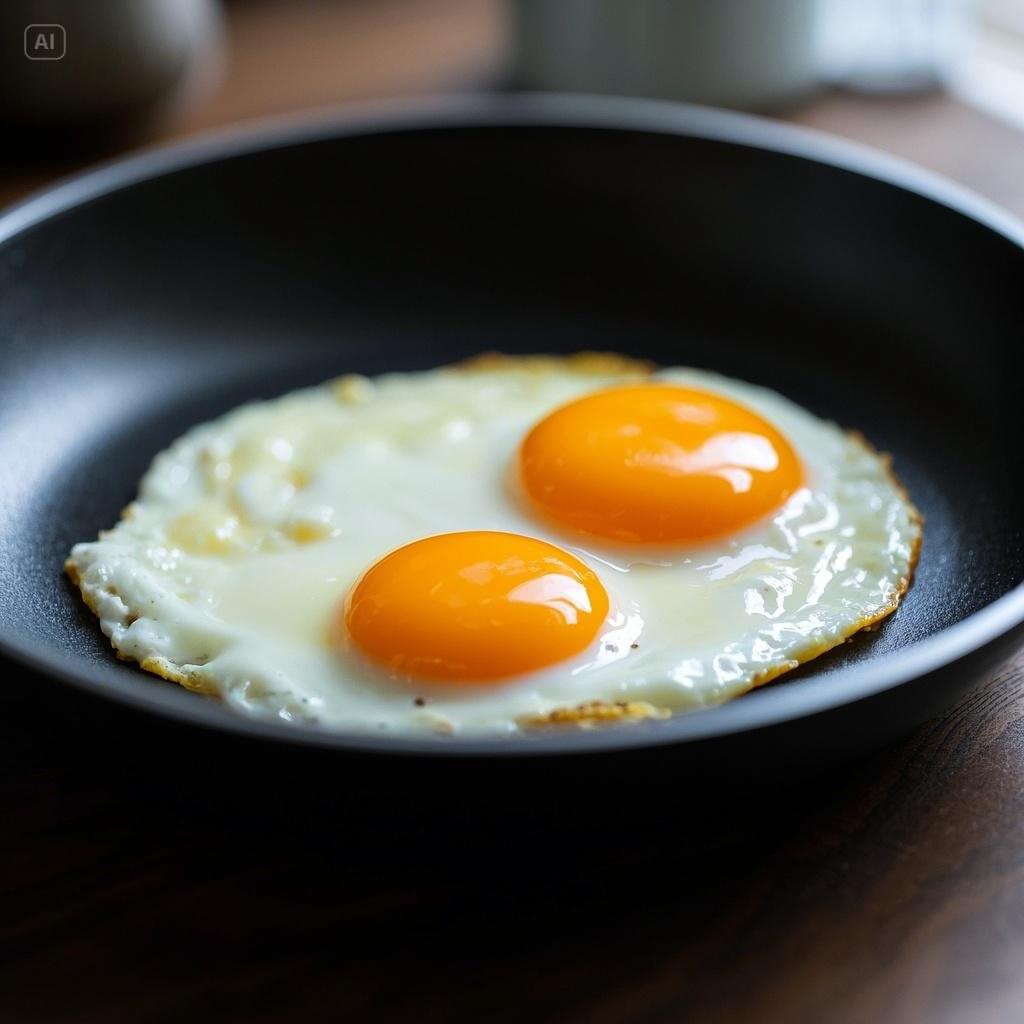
(342, 531), (609, 684)
(520, 385), (803, 544)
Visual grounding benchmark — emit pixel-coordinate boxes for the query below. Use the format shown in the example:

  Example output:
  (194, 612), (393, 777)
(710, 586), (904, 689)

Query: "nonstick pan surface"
(1, 94), (1022, 766)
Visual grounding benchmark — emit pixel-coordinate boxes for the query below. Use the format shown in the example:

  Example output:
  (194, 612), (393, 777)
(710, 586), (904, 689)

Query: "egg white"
(66, 357), (921, 736)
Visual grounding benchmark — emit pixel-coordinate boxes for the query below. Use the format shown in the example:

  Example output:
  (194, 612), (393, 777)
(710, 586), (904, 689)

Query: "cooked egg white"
(66, 355), (921, 736)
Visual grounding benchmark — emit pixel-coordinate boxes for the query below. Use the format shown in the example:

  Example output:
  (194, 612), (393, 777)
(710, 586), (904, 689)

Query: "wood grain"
(3, 649), (1024, 1024)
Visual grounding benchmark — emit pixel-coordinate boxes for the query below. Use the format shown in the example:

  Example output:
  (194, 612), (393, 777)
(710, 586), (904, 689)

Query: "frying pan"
(1, 94), (1022, 773)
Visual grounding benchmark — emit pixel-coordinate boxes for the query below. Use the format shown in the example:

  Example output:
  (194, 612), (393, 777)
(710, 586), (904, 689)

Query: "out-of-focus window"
(977, 0), (1024, 37)
(954, 0), (1024, 127)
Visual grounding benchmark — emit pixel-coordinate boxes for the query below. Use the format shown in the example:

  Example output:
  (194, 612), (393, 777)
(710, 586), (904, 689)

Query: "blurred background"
(1, 0), (1023, 213)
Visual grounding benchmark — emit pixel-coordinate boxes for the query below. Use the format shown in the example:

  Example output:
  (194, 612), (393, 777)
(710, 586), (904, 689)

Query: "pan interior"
(0, 122), (1021, 733)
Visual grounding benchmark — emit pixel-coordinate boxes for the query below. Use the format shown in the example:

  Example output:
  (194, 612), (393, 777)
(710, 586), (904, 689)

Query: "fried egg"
(66, 354), (921, 736)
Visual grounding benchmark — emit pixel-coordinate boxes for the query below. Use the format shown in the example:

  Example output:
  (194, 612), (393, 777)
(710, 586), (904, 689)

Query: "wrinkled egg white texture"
(66, 360), (921, 737)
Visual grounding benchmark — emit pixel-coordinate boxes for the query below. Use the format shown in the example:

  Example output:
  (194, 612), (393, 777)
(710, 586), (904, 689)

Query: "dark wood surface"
(3, 3), (1024, 1021)
(5, 649), (1024, 1024)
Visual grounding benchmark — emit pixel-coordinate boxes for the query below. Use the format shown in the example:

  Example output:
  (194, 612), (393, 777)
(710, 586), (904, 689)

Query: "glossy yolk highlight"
(520, 385), (803, 544)
(342, 531), (609, 684)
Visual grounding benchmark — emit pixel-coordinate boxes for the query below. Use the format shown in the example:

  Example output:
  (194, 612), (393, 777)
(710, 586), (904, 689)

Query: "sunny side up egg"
(66, 354), (922, 736)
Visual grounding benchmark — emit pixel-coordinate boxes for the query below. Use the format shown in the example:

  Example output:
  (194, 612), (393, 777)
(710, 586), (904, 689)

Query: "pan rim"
(1, 91), (1022, 757)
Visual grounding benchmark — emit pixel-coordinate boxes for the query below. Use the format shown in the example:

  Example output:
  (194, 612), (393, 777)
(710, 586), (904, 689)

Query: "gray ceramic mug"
(506, 0), (820, 110)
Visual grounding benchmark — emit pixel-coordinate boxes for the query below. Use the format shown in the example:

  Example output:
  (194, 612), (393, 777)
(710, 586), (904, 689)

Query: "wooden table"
(3, 3), (1024, 1021)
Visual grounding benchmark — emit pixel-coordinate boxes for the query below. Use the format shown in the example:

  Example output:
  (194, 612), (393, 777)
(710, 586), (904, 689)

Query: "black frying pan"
(1, 94), (1022, 776)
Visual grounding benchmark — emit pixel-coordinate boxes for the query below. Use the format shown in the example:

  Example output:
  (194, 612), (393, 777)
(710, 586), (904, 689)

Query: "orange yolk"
(342, 531), (609, 684)
(520, 385), (803, 544)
